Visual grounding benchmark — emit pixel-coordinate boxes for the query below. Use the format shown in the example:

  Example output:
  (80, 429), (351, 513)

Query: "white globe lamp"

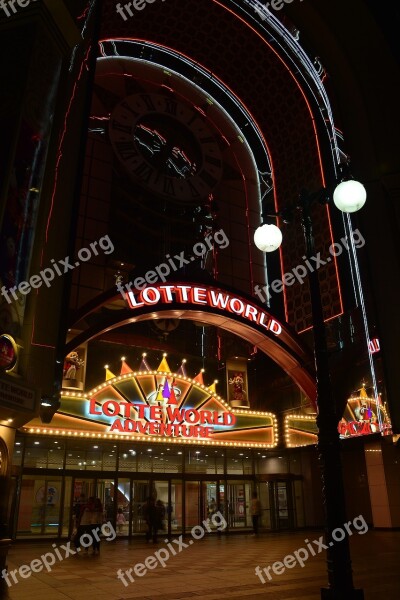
(333, 180), (367, 213)
(254, 224), (283, 252)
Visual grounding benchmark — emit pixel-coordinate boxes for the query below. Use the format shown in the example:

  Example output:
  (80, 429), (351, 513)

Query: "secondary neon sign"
(125, 284), (282, 335)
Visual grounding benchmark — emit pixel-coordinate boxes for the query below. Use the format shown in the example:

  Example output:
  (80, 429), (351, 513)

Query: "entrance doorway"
(227, 481), (252, 529)
(13, 472), (303, 538)
(257, 479), (301, 530)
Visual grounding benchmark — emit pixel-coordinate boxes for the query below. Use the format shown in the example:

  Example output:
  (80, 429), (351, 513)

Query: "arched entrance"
(66, 282), (317, 406)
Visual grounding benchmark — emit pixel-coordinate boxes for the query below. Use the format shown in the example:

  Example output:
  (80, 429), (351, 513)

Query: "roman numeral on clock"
(140, 94), (156, 111)
(200, 136), (216, 145)
(115, 141), (138, 160)
(205, 155), (222, 168)
(186, 179), (200, 198)
(132, 162), (155, 184)
(164, 99), (178, 116)
(111, 120), (132, 134)
(186, 113), (199, 127)
(199, 170), (218, 188)
(120, 102), (140, 119)
(163, 177), (176, 196)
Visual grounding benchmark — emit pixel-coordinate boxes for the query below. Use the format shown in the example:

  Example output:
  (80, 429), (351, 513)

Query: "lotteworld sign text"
(124, 284), (282, 335)
(89, 399), (236, 438)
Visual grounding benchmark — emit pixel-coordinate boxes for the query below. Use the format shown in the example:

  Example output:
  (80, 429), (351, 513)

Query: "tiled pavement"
(1, 529), (399, 600)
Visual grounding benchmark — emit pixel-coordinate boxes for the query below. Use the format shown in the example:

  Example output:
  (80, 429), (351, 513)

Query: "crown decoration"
(101, 354), (218, 393)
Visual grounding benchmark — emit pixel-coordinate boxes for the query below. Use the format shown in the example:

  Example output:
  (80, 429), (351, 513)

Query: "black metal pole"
(299, 193), (364, 599)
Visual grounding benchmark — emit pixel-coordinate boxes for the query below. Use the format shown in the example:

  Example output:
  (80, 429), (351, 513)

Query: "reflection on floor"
(1, 529), (399, 600)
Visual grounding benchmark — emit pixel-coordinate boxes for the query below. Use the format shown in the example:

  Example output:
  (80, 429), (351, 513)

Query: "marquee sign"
(124, 284), (283, 336)
(285, 393), (392, 447)
(338, 395), (392, 438)
(25, 372), (278, 448)
(88, 396), (236, 437)
(284, 414), (318, 448)
(65, 282), (318, 406)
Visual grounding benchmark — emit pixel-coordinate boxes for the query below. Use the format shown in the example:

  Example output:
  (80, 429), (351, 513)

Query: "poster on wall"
(226, 358), (249, 408)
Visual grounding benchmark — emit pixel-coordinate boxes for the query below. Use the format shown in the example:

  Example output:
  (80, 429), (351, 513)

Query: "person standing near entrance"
(75, 496), (95, 551)
(142, 497), (157, 543)
(251, 491), (262, 535)
(89, 497), (104, 554)
(117, 508), (126, 534)
(155, 499), (166, 538)
(73, 493), (86, 529)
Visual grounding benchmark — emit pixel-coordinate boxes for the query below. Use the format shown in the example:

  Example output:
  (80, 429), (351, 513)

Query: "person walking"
(155, 499), (166, 540)
(73, 493), (86, 529)
(116, 507), (126, 534)
(142, 497), (158, 543)
(89, 497), (104, 554)
(75, 496), (95, 552)
(251, 491), (262, 535)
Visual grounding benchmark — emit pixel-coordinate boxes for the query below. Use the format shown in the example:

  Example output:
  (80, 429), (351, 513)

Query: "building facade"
(1, 0), (399, 560)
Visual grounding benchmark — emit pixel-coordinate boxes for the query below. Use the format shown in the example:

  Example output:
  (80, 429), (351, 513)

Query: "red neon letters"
(125, 285), (282, 335)
(89, 398), (237, 438)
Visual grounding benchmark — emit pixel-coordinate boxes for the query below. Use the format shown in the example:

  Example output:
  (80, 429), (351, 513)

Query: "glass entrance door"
(203, 481), (217, 523)
(131, 480), (150, 535)
(185, 481), (200, 533)
(17, 476), (63, 537)
(258, 481), (272, 530)
(116, 479), (130, 536)
(227, 481), (252, 529)
(272, 481), (295, 529)
(153, 480), (169, 535)
(170, 480), (183, 533)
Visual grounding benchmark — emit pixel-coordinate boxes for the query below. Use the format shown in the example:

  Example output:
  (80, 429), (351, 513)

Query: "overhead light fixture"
(333, 180), (367, 213)
(254, 224), (283, 252)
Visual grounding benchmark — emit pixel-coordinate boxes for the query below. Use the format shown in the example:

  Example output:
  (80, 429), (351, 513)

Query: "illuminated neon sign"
(125, 284), (282, 335)
(368, 338), (380, 354)
(89, 398), (236, 437)
(48, 372), (277, 447)
(338, 394), (391, 438)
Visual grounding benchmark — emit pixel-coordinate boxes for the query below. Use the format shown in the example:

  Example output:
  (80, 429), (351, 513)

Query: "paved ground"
(1, 529), (399, 600)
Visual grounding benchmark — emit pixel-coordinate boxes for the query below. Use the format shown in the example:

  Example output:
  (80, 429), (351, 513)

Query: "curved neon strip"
(99, 38), (272, 173)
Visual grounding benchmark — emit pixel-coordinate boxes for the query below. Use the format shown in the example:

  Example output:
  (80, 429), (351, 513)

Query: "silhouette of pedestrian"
(251, 491), (262, 535)
(142, 497), (158, 543)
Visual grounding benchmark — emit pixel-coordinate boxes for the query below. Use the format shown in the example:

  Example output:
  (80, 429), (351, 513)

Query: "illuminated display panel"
(285, 415), (318, 448)
(339, 396), (392, 439)
(25, 372), (278, 448)
(285, 396), (392, 447)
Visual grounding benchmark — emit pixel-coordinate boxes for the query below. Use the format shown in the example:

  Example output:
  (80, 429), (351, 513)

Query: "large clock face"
(109, 93), (223, 202)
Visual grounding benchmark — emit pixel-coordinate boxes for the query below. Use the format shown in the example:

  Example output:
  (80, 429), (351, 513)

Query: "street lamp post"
(255, 176), (366, 599)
